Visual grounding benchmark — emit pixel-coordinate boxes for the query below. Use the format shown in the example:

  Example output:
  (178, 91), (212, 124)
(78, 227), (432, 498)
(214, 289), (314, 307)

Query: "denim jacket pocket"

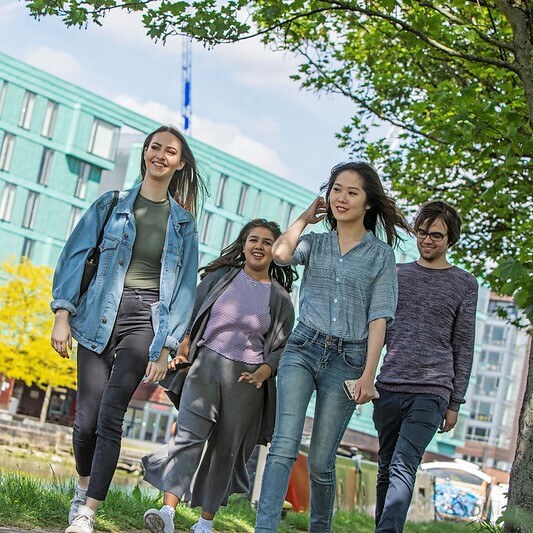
(163, 242), (183, 273)
(98, 236), (120, 276)
(341, 345), (367, 372)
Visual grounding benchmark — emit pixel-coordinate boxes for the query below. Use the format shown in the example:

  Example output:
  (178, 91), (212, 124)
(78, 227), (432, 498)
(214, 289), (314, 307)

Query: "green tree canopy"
(26, 0), (533, 323)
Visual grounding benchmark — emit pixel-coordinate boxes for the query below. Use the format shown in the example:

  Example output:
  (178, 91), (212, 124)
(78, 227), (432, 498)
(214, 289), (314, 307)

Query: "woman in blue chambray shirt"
(50, 126), (205, 533)
(255, 162), (411, 533)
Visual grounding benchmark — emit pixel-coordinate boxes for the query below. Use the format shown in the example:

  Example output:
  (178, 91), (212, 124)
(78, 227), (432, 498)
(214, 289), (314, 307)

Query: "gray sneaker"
(68, 486), (88, 525)
(65, 506), (94, 533)
(144, 508), (175, 533)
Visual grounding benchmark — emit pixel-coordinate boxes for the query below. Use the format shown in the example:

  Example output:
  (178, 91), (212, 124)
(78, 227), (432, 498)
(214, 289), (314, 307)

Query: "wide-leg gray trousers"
(142, 346), (264, 514)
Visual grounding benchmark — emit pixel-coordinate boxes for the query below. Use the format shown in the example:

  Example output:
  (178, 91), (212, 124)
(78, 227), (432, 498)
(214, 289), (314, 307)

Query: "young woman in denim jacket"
(255, 162), (411, 533)
(141, 219), (296, 533)
(50, 126), (205, 533)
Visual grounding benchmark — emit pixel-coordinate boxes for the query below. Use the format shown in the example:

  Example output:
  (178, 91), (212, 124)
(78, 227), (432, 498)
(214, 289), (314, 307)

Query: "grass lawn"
(0, 470), (475, 532)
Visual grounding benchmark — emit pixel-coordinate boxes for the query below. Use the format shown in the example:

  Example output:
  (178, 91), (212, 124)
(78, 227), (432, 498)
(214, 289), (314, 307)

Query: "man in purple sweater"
(373, 200), (478, 532)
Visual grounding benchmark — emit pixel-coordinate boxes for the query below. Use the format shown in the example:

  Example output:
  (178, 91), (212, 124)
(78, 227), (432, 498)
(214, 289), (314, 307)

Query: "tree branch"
(320, 0), (520, 74)
(418, 0), (515, 52)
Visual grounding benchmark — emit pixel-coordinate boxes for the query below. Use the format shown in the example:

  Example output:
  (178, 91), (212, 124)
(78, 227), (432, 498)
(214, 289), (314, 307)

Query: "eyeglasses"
(415, 229), (447, 242)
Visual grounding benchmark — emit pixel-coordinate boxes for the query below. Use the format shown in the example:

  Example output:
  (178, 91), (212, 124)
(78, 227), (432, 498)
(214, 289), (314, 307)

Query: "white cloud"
(0, 2), (19, 18)
(113, 95), (288, 176)
(24, 47), (83, 78)
(98, 10), (300, 91)
(198, 39), (300, 90)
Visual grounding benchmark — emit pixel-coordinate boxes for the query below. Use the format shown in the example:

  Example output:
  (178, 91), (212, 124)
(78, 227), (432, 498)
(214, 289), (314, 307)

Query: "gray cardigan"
(162, 266), (295, 444)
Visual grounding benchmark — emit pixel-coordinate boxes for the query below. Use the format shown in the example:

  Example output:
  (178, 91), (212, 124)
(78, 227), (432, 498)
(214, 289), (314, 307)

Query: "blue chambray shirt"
(289, 230), (397, 341)
(51, 185), (198, 361)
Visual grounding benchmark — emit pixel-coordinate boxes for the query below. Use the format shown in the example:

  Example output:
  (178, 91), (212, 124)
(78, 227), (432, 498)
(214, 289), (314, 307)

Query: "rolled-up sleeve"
(289, 233), (314, 266)
(367, 247), (398, 325)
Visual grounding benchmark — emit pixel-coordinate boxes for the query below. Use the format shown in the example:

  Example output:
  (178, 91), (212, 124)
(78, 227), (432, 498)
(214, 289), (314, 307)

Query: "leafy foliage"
(24, 0), (533, 324)
(0, 259), (76, 389)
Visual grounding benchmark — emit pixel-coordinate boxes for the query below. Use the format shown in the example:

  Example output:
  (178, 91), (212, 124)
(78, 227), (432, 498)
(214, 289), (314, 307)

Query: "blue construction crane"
(182, 37), (192, 134)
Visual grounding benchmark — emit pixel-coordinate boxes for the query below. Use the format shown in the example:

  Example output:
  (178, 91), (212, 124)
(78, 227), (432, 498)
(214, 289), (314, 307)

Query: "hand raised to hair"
(301, 197), (328, 225)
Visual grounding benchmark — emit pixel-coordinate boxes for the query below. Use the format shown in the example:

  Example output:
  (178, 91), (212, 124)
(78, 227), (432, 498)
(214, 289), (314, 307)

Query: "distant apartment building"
(460, 293), (529, 480)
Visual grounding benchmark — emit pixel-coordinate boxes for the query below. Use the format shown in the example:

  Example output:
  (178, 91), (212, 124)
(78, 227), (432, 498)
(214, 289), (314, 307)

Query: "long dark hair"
(141, 125), (207, 219)
(200, 219), (298, 293)
(320, 162), (411, 247)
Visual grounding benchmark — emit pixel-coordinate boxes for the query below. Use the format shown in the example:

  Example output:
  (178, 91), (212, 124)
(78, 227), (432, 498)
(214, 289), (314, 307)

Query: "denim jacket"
(51, 185), (198, 361)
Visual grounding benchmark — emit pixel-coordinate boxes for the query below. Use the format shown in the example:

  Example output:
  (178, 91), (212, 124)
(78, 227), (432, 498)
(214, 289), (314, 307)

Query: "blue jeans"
(255, 323), (367, 533)
(373, 389), (447, 532)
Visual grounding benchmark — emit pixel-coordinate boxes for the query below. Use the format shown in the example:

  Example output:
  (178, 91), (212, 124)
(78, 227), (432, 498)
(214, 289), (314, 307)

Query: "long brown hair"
(141, 125), (207, 219)
(320, 162), (411, 247)
(200, 219), (298, 292)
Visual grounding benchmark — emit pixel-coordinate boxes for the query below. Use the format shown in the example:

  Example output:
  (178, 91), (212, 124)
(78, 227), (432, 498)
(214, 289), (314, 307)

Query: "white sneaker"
(144, 508), (175, 533)
(68, 486), (88, 525)
(65, 505), (94, 533)
(190, 522), (212, 533)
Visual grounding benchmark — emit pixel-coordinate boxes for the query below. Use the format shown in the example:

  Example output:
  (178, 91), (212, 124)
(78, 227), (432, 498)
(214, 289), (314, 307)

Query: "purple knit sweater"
(376, 262), (478, 411)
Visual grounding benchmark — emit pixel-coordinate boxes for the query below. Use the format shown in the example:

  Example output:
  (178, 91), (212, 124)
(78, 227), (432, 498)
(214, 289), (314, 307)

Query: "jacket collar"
(115, 183), (194, 226)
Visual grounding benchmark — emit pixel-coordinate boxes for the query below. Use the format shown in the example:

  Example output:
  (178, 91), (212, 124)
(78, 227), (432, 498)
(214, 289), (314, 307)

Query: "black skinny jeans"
(73, 288), (158, 500)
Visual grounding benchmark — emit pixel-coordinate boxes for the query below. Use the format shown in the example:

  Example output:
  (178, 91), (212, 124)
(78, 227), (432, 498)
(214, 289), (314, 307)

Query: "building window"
(470, 400), (493, 423)
(479, 349), (502, 372)
(18, 91), (36, 129)
(21, 237), (34, 259)
(0, 81), (7, 115)
(22, 191), (39, 229)
(237, 184), (249, 216)
(253, 191), (263, 217)
(66, 206), (83, 237)
(0, 183), (16, 221)
(88, 119), (119, 160)
(75, 162), (91, 199)
(475, 375), (499, 397)
(200, 212), (212, 244)
(38, 149), (53, 186)
(41, 101), (58, 138)
(482, 325), (507, 346)
(0, 133), (15, 171)
(222, 219), (234, 248)
(285, 203), (295, 228)
(215, 174), (228, 208)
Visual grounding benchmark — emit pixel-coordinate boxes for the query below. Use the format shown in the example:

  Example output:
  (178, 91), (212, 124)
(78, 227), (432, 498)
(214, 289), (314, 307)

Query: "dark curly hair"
(320, 162), (412, 248)
(200, 219), (298, 292)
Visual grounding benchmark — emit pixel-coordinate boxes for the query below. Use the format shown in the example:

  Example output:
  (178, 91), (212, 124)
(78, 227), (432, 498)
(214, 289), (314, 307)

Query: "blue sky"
(1, 2), (359, 193)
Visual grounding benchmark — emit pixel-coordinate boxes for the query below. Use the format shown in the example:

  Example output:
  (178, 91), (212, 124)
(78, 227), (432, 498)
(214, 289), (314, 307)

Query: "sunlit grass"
(0, 470), (472, 531)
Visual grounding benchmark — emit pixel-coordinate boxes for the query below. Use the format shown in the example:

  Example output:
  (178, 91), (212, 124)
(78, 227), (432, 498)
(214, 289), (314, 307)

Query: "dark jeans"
(373, 389), (447, 532)
(73, 288), (157, 500)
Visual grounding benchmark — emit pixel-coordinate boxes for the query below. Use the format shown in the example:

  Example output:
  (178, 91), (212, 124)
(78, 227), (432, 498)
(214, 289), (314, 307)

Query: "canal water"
(0, 448), (152, 490)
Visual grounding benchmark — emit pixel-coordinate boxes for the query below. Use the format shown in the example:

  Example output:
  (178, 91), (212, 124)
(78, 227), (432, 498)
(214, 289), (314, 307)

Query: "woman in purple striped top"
(142, 219), (297, 533)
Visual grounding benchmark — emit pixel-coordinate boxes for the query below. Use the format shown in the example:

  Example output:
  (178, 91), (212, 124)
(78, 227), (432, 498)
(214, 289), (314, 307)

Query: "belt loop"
(339, 337), (343, 352)
(312, 330), (320, 343)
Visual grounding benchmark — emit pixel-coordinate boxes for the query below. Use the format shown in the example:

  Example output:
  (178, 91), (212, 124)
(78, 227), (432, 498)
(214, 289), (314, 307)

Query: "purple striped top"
(198, 269), (272, 364)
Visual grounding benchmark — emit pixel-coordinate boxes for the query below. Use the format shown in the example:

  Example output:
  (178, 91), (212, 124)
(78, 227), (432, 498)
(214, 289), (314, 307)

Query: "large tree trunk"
(497, 0), (533, 130)
(504, 338), (533, 532)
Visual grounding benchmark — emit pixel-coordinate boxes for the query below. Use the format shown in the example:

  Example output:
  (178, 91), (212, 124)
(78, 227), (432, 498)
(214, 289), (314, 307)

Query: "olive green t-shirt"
(124, 194), (170, 290)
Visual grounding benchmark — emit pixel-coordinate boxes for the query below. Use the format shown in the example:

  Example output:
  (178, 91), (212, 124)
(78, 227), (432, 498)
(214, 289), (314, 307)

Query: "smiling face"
(328, 170), (370, 225)
(416, 217), (450, 264)
(242, 226), (275, 278)
(143, 131), (185, 184)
